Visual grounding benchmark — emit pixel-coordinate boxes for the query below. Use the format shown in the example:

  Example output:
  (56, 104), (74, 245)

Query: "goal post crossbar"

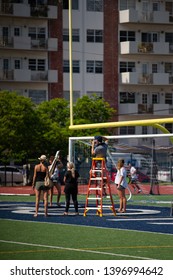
(69, 117), (173, 131)
(68, 133), (173, 162)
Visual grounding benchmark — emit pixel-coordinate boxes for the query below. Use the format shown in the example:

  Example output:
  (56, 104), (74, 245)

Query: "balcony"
(153, 104), (173, 115)
(138, 104), (153, 114)
(0, 37), (13, 48)
(119, 9), (169, 24)
(120, 72), (169, 85)
(0, 70), (14, 80)
(120, 103), (173, 116)
(0, 3), (57, 19)
(138, 42), (153, 53)
(31, 38), (58, 51)
(120, 41), (170, 55)
(0, 36), (57, 51)
(119, 103), (138, 115)
(0, 3), (13, 15)
(139, 73), (169, 85)
(138, 74), (153, 84)
(0, 69), (58, 83)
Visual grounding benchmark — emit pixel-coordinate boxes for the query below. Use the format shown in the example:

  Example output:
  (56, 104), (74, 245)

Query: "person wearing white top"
(115, 159), (127, 213)
(128, 163), (141, 193)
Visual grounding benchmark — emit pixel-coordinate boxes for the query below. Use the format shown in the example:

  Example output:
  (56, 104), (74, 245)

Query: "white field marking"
(107, 217), (173, 222)
(0, 239), (154, 260)
(1, 218), (173, 236)
(0, 193), (31, 196)
(148, 222), (173, 225)
(114, 209), (161, 215)
(0, 205), (161, 216)
(139, 200), (172, 204)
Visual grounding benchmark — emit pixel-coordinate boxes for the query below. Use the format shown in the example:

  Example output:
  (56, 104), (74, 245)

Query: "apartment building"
(0, 0), (62, 103)
(63, 0), (173, 145)
(0, 0), (173, 145)
(118, 0), (173, 143)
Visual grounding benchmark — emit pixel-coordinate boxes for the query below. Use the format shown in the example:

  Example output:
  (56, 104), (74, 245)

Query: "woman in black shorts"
(32, 155), (49, 217)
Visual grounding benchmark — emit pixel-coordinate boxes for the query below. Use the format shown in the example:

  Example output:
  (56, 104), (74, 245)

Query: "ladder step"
(87, 197), (102, 200)
(89, 187), (102, 190)
(85, 207), (101, 210)
(90, 177), (107, 180)
(85, 206), (113, 209)
(91, 169), (106, 172)
(84, 160), (115, 216)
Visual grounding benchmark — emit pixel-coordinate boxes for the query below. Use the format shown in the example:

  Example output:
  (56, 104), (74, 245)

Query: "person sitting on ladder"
(91, 135), (108, 196)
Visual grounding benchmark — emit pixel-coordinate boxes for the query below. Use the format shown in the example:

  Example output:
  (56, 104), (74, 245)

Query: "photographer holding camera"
(91, 136), (108, 159)
(91, 136), (108, 196)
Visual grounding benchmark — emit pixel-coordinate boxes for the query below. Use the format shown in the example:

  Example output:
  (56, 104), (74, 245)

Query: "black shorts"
(116, 184), (126, 190)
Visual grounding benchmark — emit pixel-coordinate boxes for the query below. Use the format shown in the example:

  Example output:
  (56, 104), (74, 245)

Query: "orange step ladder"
(83, 157), (116, 217)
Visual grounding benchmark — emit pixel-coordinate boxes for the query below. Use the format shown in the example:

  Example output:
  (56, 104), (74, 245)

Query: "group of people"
(32, 135), (141, 217)
(32, 154), (79, 217)
(92, 136), (142, 213)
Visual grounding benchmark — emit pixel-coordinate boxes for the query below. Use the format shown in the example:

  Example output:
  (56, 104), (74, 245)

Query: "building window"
(2, 27), (8, 37)
(152, 127), (158, 134)
(152, 2), (160, 11)
(119, 0), (135, 10)
(165, 123), (173, 133)
(142, 32), (158, 42)
(63, 0), (79, 10)
(87, 91), (103, 98)
(120, 92), (135, 103)
(120, 31), (135, 42)
(63, 60), (80, 73)
(63, 28), (80, 42)
(120, 61), (135, 73)
(142, 93), (148, 104)
(165, 93), (173, 104)
(38, 27), (46, 39)
(86, 60), (103, 73)
(28, 27), (36, 39)
(166, 1), (173, 21)
(64, 91), (80, 102)
(165, 63), (173, 73)
(28, 0), (47, 4)
(165, 32), (173, 43)
(152, 93), (159, 104)
(29, 90), (46, 104)
(142, 126), (148, 134)
(28, 59), (45, 71)
(37, 59), (45, 71)
(120, 126), (135, 135)
(87, 29), (103, 43)
(87, 0), (103, 12)
(14, 59), (21, 69)
(28, 27), (46, 39)
(14, 27), (20, 36)
(152, 64), (158, 73)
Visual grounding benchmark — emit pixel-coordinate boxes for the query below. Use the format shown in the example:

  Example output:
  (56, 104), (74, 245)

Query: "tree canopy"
(0, 91), (41, 162)
(0, 91), (116, 163)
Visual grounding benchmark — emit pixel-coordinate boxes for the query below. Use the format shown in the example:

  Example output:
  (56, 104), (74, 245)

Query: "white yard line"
(0, 239), (154, 260)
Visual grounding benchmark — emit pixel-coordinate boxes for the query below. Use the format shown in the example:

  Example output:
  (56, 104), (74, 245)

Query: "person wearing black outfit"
(63, 162), (79, 215)
(32, 155), (49, 217)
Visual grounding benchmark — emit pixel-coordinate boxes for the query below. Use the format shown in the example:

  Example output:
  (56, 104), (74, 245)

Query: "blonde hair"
(117, 159), (125, 170)
(67, 162), (75, 177)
